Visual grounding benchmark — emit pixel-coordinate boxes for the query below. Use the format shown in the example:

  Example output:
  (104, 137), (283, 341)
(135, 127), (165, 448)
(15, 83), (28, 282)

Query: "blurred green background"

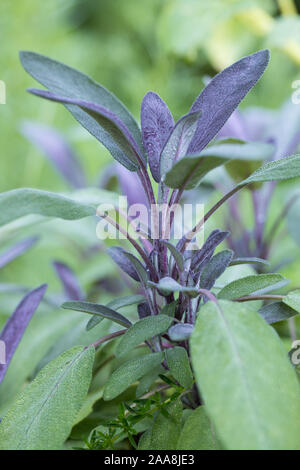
(1, 0), (300, 292)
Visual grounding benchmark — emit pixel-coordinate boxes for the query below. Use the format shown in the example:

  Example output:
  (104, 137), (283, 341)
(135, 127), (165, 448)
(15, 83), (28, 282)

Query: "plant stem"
(91, 329), (127, 349)
(179, 184), (245, 252)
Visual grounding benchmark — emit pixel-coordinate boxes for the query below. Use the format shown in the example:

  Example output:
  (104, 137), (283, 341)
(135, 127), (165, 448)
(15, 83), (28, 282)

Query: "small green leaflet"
(0, 346), (95, 450)
(218, 273), (287, 300)
(177, 406), (220, 450)
(0, 189), (94, 227)
(103, 352), (163, 401)
(240, 154), (300, 186)
(165, 346), (193, 388)
(62, 301), (132, 328)
(149, 277), (199, 297)
(116, 315), (173, 357)
(191, 300), (300, 449)
(143, 400), (183, 450)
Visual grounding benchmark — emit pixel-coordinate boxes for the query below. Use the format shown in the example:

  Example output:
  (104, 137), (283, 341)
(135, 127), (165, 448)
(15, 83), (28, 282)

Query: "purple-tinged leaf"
(217, 110), (249, 141)
(21, 121), (86, 189)
(107, 246), (140, 282)
(160, 111), (201, 180)
(28, 89), (143, 171)
(271, 100), (300, 160)
(138, 302), (151, 320)
(141, 91), (174, 182)
(0, 236), (39, 270)
(188, 50), (270, 154)
(243, 107), (277, 142)
(191, 230), (229, 272)
(116, 164), (149, 208)
(62, 301), (132, 328)
(20, 51), (145, 166)
(0, 284), (47, 384)
(200, 250), (233, 290)
(53, 261), (84, 301)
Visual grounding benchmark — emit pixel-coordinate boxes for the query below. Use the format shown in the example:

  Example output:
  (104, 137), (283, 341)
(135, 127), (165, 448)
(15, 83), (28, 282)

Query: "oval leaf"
(191, 300), (300, 450)
(177, 406), (220, 450)
(218, 274), (287, 300)
(0, 189), (94, 227)
(20, 51), (144, 170)
(141, 91), (174, 182)
(116, 315), (173, 357)
(103, 352), (163, 401)
(0, 346), (95, 450)
(165, 346), (193, 388)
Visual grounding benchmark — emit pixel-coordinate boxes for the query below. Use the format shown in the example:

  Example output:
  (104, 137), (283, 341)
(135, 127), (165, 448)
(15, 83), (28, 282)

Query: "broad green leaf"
(149, 399), (183, 450)
(0, 189), (94, 227)
(149, 277), (199, 297)
(116, 315), (173, 357)
(0, 346), (95, 450)
(0, 311), (78, 411)
(103, 352), (163, 401)
(165, 346), (193, 388)
(177, 406), (219, 450)
(259, 302), (297, 324)
(283, 290), (300, 313)
(86, 295), (144, 331)
(164, 142), (273, 189)
(218, 273), (287, 300)
(191, 300), (300, 450)
(240, 154), (300, 186)
(62, 301), (132, 328)
(160, 111), (201, 180)
(20, 51), (144, 170)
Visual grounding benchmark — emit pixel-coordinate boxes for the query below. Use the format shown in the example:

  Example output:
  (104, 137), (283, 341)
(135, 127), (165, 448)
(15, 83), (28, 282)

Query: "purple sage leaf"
(53, 261), (84, 301)
(200, 249), (233, 290)
(20, 51), (145, 167)
(0, 284), (47, 384)
(108, 246), (140, 282)
(21, 121), (86, 189)
(188, 50), (270, 154)
(28, 89), (143, 171)
(191, 230), (229, 272)
(0, 236), (39, 270)
(160, 111), (201, 180)
(141, 91), (174, 182)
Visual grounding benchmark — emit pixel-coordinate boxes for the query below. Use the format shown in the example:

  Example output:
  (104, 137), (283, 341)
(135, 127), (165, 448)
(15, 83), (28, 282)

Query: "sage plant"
(1, 49), (300, 450)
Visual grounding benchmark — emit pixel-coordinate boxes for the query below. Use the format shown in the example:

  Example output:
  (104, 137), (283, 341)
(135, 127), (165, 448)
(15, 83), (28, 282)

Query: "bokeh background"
(1, 0), (300, 343)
